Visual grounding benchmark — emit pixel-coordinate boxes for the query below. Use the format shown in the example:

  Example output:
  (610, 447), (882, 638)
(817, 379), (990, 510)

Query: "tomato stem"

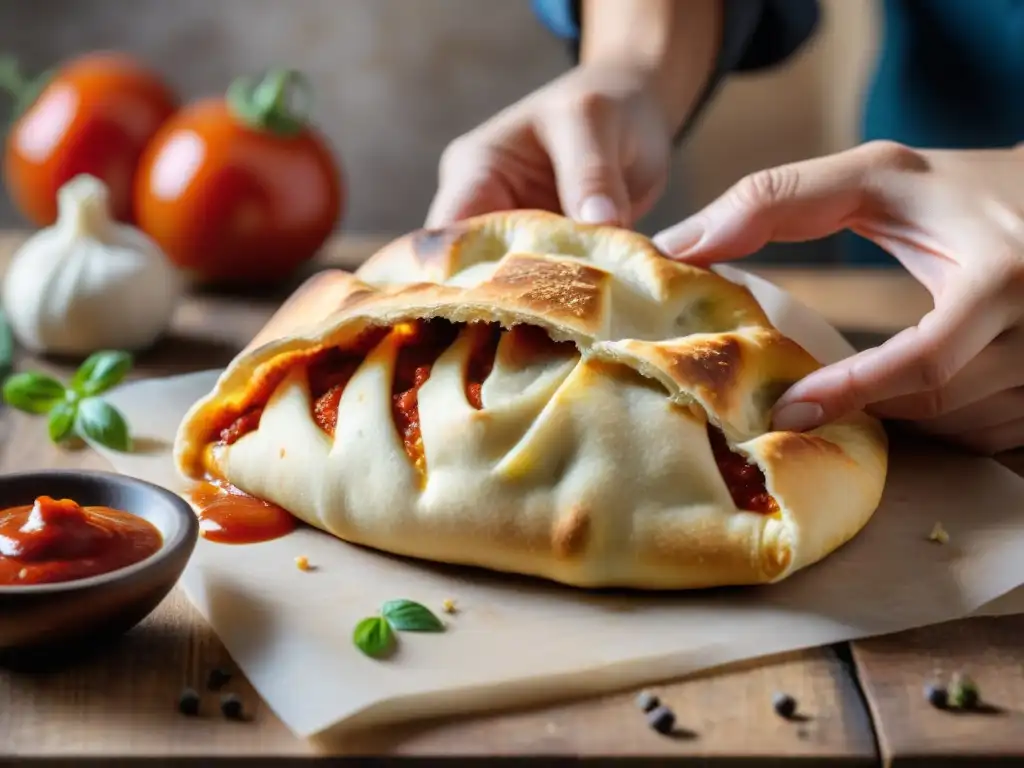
(226, 68), (313, 137)
(0, 56), (53, 121)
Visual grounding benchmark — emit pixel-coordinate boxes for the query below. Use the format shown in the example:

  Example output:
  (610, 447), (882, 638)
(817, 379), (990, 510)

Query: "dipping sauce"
(187, 480), (297, 544)
(0, 496), (163, 586)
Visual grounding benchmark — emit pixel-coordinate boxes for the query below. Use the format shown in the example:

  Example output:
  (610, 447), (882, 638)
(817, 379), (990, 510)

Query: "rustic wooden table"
(1, 233), (1022, 766)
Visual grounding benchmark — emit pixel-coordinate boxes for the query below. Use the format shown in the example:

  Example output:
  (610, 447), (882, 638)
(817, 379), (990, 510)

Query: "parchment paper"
(93, 265), (1024, 740)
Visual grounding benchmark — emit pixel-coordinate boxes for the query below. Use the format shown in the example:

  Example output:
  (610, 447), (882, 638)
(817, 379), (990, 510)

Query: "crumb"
(295, 555), (311, 571)
(279, 448), (286, 458)
(928, 522), (949, 544)
(17, 568), (27, 580)
(442, 598), (457, 614)
(545, 721), (558, 734)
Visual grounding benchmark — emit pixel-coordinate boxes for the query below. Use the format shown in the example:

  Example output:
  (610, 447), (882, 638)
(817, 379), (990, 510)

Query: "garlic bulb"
(2, 174), (184, 356)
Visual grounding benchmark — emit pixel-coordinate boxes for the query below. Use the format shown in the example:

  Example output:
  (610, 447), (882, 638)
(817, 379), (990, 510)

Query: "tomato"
(2, 51), (178, 227)
(134, 69), (344, 285)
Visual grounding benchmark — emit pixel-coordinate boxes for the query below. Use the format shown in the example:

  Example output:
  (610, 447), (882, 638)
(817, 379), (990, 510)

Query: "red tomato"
(2, 51), (178, 227)
(134, 69), (344, 285)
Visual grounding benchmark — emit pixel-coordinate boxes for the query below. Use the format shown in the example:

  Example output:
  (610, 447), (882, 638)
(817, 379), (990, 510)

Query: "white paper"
(93, 267), (1024, 741)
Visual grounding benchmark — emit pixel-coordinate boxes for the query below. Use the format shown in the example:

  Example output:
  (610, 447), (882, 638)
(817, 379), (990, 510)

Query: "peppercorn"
(635, 690), (659, 713)
(206, 667), (232, 691)
(220, 693), (244, 720)
(773, 692), (797, 719)
(646, 704), (675, 734)
(948, 673), (979, 710)
(177, 687), (200, 716)
(923, 682), (948, 709)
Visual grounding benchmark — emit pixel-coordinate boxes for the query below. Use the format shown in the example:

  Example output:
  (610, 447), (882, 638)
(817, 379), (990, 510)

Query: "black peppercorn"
(646, 704), (675, 735)
(177, 687), (200, 716)
(923, 682), (948, 709)
(220, 693), (244, 720)
(206, 667), (232, 691)
(772, 692), (797, 719)
(635, 690), (659, 713)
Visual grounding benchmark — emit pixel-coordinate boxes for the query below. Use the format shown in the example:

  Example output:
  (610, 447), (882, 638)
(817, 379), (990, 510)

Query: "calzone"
(174, 211), (888, 589)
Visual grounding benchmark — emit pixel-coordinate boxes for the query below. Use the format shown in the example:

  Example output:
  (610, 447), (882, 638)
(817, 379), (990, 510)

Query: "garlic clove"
(1, 174), (185, 357)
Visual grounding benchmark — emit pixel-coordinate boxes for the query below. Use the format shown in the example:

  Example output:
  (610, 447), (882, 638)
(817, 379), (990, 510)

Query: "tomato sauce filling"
(707, 425), (779, 515)
(0, 496), (163, 585)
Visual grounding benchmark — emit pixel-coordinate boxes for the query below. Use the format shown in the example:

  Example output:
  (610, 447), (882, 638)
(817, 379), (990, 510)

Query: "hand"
(425, 63), (674, 229)
(653, 141), (1024, 455)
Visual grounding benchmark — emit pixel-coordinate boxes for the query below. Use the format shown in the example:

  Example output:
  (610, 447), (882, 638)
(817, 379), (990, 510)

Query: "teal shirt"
(532, 0), (1024, 265)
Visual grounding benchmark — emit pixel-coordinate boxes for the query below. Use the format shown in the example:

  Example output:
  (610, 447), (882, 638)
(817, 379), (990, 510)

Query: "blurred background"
(0, 0), (878, 265)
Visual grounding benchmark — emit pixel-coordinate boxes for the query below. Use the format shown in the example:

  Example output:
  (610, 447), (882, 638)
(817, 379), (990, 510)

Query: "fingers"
(425, 139), (514, 228)
(652, 141), (927, 265)
(771, 278), (1008, 431)
(914, 386), (1024, 437)
(867, 327), (1024, 421)
(954, 415), (1024, 455)
(535, 96), (632, 226)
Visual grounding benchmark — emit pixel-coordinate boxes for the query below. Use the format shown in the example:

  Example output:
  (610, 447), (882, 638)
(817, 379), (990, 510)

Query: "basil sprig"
(353, 599), (445, 659)
(1, 350), (134, 452)
(381, 599), (446, 632)
(352, 616), (395, 659)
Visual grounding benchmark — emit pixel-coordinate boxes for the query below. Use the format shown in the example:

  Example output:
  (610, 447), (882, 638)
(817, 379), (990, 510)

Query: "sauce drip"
(707, 425), (779, 515)
(0, 496), (162, 586)
(187, 481), (298, 544)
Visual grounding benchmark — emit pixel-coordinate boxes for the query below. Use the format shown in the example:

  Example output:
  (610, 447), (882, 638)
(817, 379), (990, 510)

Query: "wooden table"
(1, 233), (1022, 766)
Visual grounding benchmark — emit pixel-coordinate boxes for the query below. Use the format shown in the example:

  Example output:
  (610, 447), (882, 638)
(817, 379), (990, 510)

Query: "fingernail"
(771, 402), (824, 432)
(652, 219), (704, 256)
(578, 195), (619, 225)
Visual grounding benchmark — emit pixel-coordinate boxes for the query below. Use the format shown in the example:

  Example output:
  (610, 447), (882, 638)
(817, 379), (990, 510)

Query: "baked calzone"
(174, 211), (888, 589)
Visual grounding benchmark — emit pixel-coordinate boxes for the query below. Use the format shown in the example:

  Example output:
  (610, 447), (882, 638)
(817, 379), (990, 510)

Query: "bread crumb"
(295, 555), (311, 571)
(928, 522), (949, 544)
(442, 598), (457, 614)
(17, 568), (27, 580)
(279, 447), (286, 458)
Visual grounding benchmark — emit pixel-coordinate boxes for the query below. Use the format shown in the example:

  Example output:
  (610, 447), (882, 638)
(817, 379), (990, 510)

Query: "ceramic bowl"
(0, 470), (198, 660)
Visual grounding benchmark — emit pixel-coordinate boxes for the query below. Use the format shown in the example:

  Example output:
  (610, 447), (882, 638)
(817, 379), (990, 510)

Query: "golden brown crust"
(174, 210), (889, 589)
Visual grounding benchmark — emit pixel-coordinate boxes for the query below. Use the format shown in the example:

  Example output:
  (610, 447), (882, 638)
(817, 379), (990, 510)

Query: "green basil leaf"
(352, 616), (394, 658)
(0, 309), (12, 382)
(47, 400), (77, 443)
(75, 397), (132, 452)
(2, 372), (66, 414)
(381, 599), (445, 632)
(70, 350), (133, 396)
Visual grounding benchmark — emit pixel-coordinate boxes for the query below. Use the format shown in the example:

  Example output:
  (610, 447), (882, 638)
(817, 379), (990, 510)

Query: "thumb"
(536, 106), (631, 226)
(652, 142), (911, 264)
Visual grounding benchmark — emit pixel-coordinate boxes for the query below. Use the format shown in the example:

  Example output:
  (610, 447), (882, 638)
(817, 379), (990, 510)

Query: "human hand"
(425, 63), (674, 229)
(654, 141), (1024, 454)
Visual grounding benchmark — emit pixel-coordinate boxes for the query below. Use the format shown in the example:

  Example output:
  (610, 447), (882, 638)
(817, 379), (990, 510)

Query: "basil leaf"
(381, 599), (445, 632)
(70, 350), (133, 396)
(75, 397), (132, 452)
(0, 309), (12, 383)
(2, 372), (66, 414)
(47, 400), (77, 443)
(353, 616), (394, 658)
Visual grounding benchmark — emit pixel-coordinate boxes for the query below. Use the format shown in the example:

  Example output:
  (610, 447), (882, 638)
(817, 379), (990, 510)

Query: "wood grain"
(852, 616), (1024, 766)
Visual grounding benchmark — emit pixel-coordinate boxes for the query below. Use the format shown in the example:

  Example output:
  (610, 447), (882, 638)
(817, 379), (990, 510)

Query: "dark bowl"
(0, 470), (198, 660)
